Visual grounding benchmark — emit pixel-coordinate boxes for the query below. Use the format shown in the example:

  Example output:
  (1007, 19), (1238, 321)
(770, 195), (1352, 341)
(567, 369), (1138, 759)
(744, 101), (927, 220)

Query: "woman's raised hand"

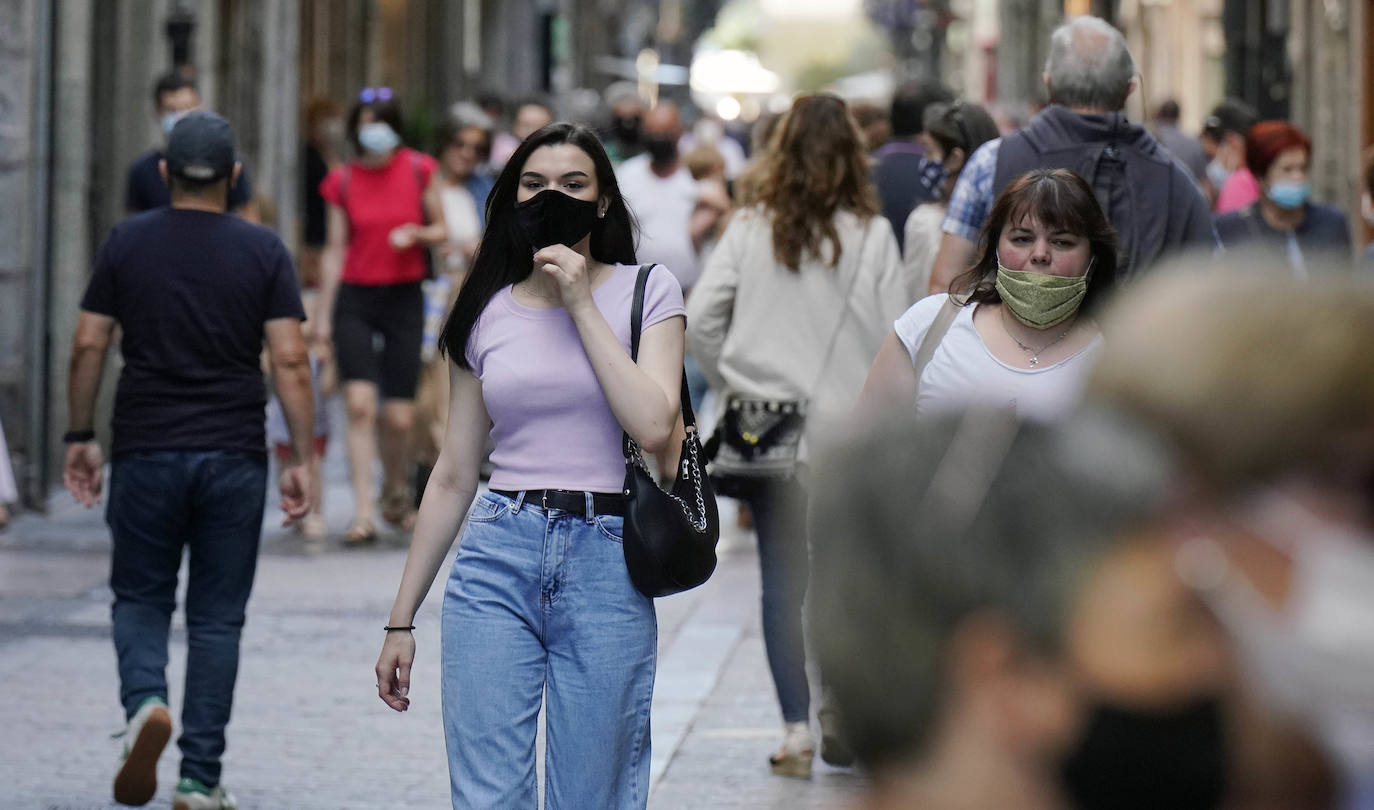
(533, 244), (594, 312)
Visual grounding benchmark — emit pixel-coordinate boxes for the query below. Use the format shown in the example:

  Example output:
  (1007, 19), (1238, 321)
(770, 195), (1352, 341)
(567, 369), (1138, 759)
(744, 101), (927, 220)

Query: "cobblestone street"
(0, 439), (863, 809)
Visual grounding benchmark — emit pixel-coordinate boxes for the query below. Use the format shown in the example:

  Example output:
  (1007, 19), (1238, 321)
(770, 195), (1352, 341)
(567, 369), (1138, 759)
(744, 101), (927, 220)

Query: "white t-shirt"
(893, 294), (1103, 422)
(617, 154), (703, 289)
(440, 184), (482, 272)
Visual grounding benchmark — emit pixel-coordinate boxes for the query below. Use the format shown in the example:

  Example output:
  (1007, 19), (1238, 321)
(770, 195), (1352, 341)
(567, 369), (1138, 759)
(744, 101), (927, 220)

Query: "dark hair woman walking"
(374, 123), (686, 809)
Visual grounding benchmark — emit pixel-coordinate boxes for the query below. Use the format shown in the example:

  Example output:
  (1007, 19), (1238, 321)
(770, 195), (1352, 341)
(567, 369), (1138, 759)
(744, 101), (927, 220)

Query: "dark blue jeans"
(107, 450), (267, 787)
(733, 476), (810, 724)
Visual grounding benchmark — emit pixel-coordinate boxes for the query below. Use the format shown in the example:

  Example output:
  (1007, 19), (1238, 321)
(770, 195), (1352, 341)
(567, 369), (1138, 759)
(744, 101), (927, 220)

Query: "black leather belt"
(491, 489), (626, 517)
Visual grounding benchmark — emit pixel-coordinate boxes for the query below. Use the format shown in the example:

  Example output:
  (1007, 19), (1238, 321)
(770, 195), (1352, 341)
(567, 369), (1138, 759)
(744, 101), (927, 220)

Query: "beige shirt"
(686, 206), (908, 426)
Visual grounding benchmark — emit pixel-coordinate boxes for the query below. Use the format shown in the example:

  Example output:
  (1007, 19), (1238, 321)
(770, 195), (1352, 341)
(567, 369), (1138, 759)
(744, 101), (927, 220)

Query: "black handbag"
(621, 264), (721, 598)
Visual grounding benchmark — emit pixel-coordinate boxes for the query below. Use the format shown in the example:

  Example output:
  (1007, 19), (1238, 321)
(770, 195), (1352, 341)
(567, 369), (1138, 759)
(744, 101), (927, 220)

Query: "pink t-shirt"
(1215, 167), (1260, 214)
(468, 263), (686, 492)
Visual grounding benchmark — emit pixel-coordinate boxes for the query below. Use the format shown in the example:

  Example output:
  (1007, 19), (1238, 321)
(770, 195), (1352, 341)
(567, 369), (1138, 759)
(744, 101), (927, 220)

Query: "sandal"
(344, 516), (376, 545)
(380, 489), (417, 531)
(768, 722), (814, 779)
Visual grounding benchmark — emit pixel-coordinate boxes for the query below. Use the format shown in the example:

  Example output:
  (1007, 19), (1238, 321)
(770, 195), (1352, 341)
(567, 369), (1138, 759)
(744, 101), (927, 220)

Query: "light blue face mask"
(161, 111), (187, 136)
(1205, 159), (1230, 191)
(1267, 181), (1310, 210)
(358, 122), (401, 155)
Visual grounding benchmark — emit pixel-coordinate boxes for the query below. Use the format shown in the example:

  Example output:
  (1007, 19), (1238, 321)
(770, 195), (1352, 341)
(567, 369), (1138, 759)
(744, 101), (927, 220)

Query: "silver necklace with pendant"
(1000, 307), (1070, 368)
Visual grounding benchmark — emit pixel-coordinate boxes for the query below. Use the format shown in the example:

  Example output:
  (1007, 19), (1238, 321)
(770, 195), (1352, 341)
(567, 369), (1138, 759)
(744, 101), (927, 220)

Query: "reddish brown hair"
(1245, 121), (1311, 181)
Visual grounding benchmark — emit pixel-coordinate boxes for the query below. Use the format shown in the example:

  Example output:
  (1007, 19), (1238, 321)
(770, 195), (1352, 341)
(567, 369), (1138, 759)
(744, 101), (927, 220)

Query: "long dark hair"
(440, 123), (638, 368)
(952, 169), (1119, 315)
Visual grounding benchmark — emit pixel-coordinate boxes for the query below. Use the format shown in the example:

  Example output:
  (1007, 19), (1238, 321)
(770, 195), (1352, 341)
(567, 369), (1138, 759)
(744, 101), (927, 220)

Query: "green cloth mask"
(995, 259), (1092, 329)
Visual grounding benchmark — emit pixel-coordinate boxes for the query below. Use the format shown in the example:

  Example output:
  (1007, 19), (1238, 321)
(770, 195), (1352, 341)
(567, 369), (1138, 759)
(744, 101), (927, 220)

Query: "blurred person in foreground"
(859, 169), (1112, 422)
(316, 88), (447, 543)
(927, 16), (1213, 294)
(901, 101), (1000, 300)
(687, 93), (905, 778)
(1090, 267), (1374, 810)
(1215, 121), (1352, 275)
(65, 112), (313, 809)
(811, 408), (1234, 810)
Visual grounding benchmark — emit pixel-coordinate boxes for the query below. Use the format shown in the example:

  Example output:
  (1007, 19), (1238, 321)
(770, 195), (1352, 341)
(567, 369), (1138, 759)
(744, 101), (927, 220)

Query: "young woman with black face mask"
(373, 123), (686, 810)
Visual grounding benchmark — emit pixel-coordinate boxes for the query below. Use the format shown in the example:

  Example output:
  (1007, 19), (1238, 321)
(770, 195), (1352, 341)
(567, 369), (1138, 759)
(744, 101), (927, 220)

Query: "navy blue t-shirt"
(873, 140), (940, 253)
(80, 208), (305, 459)
(125, 149), (255, 213)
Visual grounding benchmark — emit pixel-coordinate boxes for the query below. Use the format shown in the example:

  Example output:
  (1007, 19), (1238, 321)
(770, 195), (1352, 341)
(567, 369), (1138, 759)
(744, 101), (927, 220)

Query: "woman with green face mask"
(857, 168), (1118, 421)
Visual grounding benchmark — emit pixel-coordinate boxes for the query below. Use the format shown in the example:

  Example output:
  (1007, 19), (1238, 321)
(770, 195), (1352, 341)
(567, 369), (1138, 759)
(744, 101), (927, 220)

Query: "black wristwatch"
(62, 430), (96, 444)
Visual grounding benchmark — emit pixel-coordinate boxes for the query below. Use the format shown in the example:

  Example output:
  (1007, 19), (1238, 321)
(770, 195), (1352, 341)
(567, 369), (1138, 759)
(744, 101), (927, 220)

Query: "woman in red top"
(318, 88), (447, 543)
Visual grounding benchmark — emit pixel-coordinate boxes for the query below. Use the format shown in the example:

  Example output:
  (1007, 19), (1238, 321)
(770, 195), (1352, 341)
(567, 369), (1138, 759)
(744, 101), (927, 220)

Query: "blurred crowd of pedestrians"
(43, 11), (1374, 810)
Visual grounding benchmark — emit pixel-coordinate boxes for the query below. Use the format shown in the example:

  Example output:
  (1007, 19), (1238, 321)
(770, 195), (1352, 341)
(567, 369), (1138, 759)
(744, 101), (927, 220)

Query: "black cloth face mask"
(644, 136), (678, 165)
(1059, 695), (1229, 810)
(612, 116), (641, 144)
(514, 188), (599, 249)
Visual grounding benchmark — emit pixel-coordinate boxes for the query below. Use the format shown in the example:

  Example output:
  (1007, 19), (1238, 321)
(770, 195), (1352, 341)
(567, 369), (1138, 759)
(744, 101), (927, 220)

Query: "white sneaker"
(112, 697), (172, 806)
(768, 721), (815, 779)
(173, 777), (238, 810)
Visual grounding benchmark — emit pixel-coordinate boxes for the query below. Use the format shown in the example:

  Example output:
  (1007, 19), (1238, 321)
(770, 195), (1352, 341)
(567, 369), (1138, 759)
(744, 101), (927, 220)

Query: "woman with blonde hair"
(687, 93), (907, 777)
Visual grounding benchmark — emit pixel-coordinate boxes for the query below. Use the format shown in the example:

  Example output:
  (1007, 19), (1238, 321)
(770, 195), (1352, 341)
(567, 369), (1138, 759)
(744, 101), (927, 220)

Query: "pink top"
(1216, 167), (1261, 214)
(468, 263), (686, 492)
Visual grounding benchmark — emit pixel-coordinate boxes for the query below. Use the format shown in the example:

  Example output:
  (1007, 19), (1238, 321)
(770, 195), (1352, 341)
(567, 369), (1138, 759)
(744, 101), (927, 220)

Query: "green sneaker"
(112, 696), (172, 806)
(173, 777), (238, 810)
(173, 779), (237, 810)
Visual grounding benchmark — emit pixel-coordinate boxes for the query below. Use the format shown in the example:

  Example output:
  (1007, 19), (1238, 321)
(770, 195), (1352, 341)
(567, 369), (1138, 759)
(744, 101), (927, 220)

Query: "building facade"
(0, 0), (645, 505)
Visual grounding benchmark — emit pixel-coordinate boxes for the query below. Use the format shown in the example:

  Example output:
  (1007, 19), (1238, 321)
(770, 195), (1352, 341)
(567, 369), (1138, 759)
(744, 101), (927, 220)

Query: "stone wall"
(0, 0), (39, 502)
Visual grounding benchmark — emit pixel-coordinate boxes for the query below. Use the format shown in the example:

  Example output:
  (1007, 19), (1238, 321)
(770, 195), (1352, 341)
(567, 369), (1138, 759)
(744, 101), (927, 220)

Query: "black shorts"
(333, 282), (424, 400)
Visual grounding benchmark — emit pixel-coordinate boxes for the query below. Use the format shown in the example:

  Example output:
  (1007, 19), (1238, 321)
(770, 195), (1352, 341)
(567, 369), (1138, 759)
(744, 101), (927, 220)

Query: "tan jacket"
(686, 206), (909, 426)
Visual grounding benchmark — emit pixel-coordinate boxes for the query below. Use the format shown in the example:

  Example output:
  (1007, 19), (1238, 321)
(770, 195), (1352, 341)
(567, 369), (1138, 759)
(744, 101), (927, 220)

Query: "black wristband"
(383, 625), (415, 632)
(63, 430), (96, 444)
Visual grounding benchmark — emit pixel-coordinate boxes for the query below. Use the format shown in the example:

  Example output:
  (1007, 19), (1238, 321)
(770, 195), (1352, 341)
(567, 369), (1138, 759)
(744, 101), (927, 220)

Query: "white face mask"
(1361, 193), (1374, 228)
(1177, 493), (1374, 773)
(358, 121), (400, 155)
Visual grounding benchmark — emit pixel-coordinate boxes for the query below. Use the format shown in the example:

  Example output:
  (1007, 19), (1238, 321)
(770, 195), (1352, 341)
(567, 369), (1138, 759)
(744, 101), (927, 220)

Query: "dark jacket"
(993, 106), (1215, 280)
(1216, 202), (1352, 274)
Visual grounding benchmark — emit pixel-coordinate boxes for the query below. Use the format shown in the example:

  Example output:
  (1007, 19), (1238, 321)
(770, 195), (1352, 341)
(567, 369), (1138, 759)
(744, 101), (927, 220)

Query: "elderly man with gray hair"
(927, 16), (1213, 294)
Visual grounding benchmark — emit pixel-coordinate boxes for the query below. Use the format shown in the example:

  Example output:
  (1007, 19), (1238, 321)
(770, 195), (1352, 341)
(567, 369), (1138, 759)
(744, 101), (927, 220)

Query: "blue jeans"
(441, 491), (657, 809)
(107, 450), (267, 787)
(733, 477), (810, 724)
(683, 351), (710, 415)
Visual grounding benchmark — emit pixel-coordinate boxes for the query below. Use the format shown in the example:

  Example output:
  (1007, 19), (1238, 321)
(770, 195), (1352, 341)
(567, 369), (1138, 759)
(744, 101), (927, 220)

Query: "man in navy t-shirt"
(125, 72), (256, 216)
(65, 111), (312, 809)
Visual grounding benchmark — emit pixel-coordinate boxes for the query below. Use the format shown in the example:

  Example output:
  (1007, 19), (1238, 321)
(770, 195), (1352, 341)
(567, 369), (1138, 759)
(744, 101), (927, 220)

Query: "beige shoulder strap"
(912, 298), (961, 397)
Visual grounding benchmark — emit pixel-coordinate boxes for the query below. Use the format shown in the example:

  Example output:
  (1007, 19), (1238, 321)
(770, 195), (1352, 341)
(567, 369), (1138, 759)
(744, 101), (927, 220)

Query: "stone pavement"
(0, 441), (864, 809)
